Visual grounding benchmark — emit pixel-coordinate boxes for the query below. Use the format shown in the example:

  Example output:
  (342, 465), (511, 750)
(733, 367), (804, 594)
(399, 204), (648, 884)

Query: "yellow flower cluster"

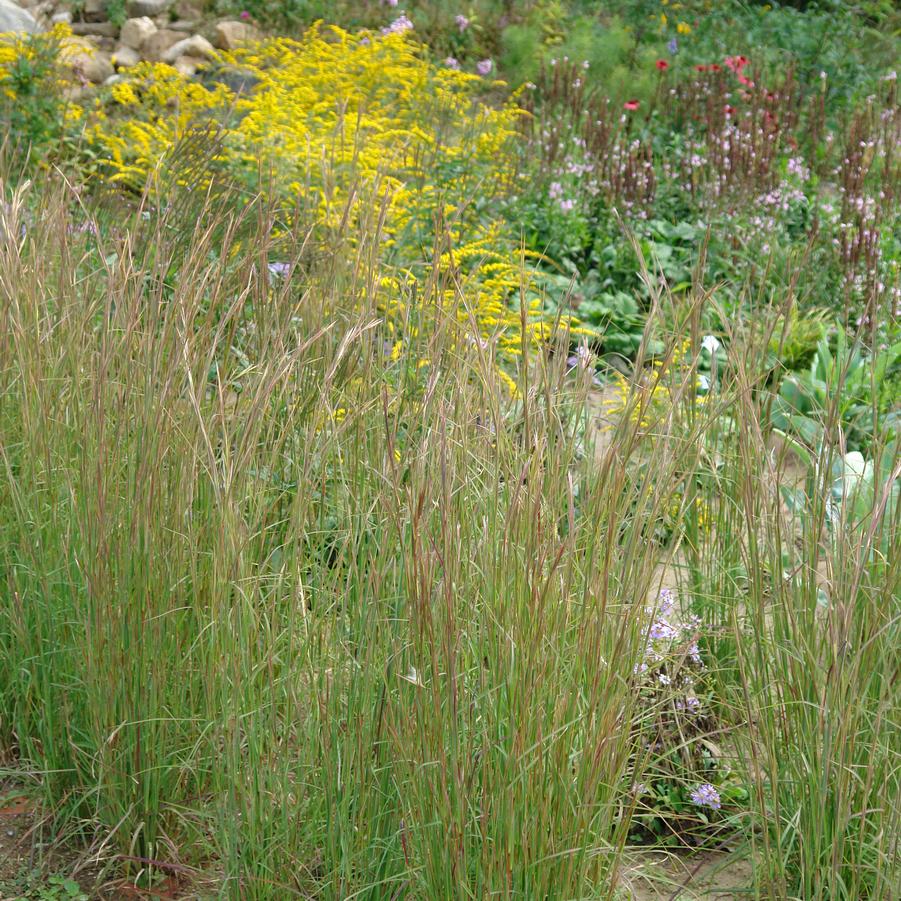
(80, 25), (569, 368)
(602, 338), (704, 428)
(0, 23), (72, 100)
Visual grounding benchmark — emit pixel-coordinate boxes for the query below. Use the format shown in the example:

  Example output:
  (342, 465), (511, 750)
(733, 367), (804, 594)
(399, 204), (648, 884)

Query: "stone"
(140, 27), (182, 61)
(0, 0), (38, 34)
(51, 10), (72, 25)
(173, 0), (202, 17)
(112, 44), (140, 68)
(125, 0), (171, 16)
(202, 66), (259, 94)
(61, 38), (115, 83)
(160, 33), (214, 63)
(214, 20), (259, 50)
(71, 22), (119, 37)
(119, 16), (155, 49)
(103, 73), (123, 86)
(172, 54), (196, 77)
(168, 19), (199, 33)
(82, 0), (106, 22)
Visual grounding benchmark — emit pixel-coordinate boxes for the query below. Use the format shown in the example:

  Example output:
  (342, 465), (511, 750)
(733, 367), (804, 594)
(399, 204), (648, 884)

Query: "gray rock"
(0, 0), (38, 33)
(125, 0), (171, 16)
(71, 22), (119, 37)
(202, 66), (260, 94)
(173, 0), (202, 17)
(168, 19), (200, 33)
(171, 54), (196, 76)
(214, 20), (259, 50)
(119, 15), (155, 49)
(66, 44), (115, 83)
(82, 0), (106, 22)
(161, 33), (214, 63)
(51, 10), (72, 25)
(140, 27), (182, 61)
(112, 44), (140, 68)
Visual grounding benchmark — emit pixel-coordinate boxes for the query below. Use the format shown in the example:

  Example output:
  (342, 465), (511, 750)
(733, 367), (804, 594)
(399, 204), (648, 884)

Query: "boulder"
(140, 27), (183, 61)
(173, 0), (202, 17)
(82, 0), (106, 22)
(125, 0), (171, 16)
(201, 66), (259, 94)
(119, 16), (155, 49)
(172, 54), (196, 76)
(51, 11), (73, 25)
(168, 19), (200, 33)
(160, 33), (214, 63)
(112, 44), (140, 68)
(0, 0), (38, 34)
(61, 38), (115, 83)
(214, 20), (259, 50)
(71, 22), (119, 37)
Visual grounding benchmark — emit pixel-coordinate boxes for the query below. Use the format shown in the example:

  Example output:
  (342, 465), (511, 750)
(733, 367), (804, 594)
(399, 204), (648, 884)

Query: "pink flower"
(476, 58), (493, 76)
(382, 14), (413, 35)
(623, 99), (640, 111)
(455, 14), (469, 32)
(239, 9), (250, 18)
(725, 55), (750, 73)
(444, 56), (460, 69)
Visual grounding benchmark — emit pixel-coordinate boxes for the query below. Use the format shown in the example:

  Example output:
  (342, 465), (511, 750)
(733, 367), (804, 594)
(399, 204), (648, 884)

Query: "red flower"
(710, 64), (722, 72)
(623, 99), (640, 110)
(737, 73), (754, 86)
(695, 64), (708, 72)
(655, 59), (669, 71)
(724, 105), (735, 116)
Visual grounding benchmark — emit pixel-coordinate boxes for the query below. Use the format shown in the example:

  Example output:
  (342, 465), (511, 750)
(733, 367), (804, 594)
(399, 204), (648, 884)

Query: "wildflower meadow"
(0, 1), (898, 899)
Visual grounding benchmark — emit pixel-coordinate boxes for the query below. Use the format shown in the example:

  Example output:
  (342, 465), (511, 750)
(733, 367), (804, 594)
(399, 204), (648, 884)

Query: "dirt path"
(620, 848), (756, 900)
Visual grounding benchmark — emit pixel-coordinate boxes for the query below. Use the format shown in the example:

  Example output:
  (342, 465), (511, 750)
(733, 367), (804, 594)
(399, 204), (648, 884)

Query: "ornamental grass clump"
(0, 173), (705, 898)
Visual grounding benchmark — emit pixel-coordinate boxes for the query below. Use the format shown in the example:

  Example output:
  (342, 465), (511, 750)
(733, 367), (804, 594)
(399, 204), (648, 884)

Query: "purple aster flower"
(268, 262), (290, 278)
(648, 620), (677, 642)
(668, 37), (678, 54)
(455, 14), (469, 32)
(444, 56), (460, 69)
(658, 589), (675, 616)
(689, 783), (721, 810)
(476, 58), (493, 76)
(382, 14), (413, 35)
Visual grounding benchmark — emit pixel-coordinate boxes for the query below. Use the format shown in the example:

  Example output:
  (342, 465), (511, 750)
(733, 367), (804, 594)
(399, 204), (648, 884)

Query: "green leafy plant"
(771, 331), (901, 452)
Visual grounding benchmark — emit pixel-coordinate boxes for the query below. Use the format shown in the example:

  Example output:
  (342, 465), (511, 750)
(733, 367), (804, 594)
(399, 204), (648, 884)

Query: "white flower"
(701, 334), (721, 355)
(400, 666), (423, 686)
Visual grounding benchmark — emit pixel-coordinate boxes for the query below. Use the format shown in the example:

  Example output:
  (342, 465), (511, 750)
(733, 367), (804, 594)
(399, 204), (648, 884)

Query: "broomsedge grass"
(0, 169), (897, 900)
